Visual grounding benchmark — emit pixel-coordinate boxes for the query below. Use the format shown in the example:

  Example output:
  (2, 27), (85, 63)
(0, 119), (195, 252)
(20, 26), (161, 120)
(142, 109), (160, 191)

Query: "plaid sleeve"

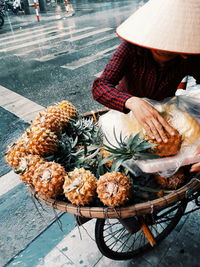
(92, 41), (133, 112)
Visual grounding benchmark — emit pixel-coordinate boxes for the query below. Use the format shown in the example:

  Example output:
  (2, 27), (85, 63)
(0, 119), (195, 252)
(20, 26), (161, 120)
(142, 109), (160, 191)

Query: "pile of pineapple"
(6, 99), (196, 208)
(6, 100), (137, 207)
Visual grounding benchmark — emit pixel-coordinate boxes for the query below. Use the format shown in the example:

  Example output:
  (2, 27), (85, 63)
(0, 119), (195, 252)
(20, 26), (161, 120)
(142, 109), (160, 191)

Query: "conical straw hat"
(116, 0), (200, 54)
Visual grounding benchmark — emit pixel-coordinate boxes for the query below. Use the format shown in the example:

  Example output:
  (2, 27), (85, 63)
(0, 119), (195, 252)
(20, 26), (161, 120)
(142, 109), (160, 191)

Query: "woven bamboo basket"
(28, 109), (200, 219)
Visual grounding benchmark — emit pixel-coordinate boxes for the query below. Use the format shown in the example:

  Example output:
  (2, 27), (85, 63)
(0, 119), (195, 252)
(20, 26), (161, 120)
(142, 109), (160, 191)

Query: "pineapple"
(6, 143), (28, 169)
(146, 130), (182, 157)
(63, 168), (97, 205)
(57, 100), (78, 119)
(26, 126), (58, 156)
(31, 112), (62, 136)
(43, 105), (70, 127)
(16, 154), (46, 184)
(97, 172), (133, 207)
(155, 168), (185, 189)
(32, 161), (66, 198)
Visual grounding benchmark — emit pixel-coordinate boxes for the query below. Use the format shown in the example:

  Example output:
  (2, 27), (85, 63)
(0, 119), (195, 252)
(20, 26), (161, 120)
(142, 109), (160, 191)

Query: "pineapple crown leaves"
(100, 129), (159, 171)
(64, 117), (103, 146)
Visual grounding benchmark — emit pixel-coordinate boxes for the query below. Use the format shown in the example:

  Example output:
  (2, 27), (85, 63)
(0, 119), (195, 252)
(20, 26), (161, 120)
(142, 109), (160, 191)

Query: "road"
(0, 0), (142, 265)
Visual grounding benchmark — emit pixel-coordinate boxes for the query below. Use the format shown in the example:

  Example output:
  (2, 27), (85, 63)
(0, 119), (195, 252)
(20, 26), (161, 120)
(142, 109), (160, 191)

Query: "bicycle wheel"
(95, 200), (187, 260)
(0, 15), (4, 27)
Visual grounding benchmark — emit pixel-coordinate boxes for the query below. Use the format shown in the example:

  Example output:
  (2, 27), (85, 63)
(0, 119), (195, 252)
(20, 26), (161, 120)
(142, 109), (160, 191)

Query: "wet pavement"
(0, 0), (200, 266)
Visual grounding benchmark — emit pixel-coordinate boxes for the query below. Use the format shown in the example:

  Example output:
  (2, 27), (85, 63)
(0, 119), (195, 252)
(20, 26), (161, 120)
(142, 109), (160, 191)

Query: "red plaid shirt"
(92, 41), (200, 112)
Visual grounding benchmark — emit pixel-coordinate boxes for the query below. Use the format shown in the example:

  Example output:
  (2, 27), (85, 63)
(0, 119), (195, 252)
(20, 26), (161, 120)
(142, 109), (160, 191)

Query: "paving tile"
(56, 219), (102, 267)
(36, 248), (75, 267)
(95, 256), (153, 267)
(158, 210), (200, 267)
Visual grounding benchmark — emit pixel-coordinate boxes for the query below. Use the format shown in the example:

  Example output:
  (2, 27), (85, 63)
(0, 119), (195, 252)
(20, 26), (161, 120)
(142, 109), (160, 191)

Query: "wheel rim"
(95, 201), (187, 260)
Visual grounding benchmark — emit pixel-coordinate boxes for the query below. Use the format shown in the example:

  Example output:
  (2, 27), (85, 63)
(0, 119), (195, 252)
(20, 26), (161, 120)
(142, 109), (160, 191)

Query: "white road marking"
(0, 85), (44, 122)
(0, 26), (62, 42)
(0, 171), (21, 196)
(66, 27), (113, 42)
(15, 32), (116, 59)
(34, 33), (116, 62)
(0, 27), (94, 53)
(0, 20), (63, 39)
(61, 44), (118, 70)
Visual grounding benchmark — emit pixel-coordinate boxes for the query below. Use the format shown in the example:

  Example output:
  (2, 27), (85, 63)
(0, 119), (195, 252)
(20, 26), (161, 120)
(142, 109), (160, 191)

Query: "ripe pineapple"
(31, 112), (62, 136)
(43, 105), (70, 127)
(26, 126), (58, 156)
(6, 143), (28, 169)
(63, 168), (97, 205)
(155, 168), (185, 189)
(97, 172), (133, 207)
(32, 161), (66, 198)
(57, 100), (78, 119)
(16, 154), (46, 184)
(146, 130), (182, 157)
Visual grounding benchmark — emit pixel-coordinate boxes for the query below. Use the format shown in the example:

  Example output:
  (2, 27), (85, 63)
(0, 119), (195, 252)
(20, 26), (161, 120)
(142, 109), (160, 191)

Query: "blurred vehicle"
(0, 10), (4, 27)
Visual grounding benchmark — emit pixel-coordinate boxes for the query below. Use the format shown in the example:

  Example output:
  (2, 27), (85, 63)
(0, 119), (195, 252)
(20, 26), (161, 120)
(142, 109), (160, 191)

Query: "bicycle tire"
(95, 200), (187, 260)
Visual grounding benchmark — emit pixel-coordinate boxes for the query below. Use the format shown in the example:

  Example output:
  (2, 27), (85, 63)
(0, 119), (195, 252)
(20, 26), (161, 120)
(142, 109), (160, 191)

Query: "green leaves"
(100, 130), (159, 171)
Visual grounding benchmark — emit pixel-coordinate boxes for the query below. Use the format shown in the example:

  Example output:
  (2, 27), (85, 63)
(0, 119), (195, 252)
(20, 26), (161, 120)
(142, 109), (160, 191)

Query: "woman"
(92, 0), (200, 172)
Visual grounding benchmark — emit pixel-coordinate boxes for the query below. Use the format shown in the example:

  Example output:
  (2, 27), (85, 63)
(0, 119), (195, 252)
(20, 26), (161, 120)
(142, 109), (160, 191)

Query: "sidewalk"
(7, 206), (200, 267)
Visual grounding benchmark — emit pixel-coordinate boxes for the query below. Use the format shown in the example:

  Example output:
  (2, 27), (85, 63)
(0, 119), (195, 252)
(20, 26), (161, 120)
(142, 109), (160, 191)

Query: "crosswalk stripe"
(15, 32), (117, 58)
(0, 25), (65, 43)
(34, 33), (117, 62)
(0, 20), (61, 39)
(0, 85), (44, 122)
(61, 44), (118, 70)
(0, 171), (21, 196)
(0, 27), (94, 53)
(1, 27), (69, 47)
(66, 27), (113, 42)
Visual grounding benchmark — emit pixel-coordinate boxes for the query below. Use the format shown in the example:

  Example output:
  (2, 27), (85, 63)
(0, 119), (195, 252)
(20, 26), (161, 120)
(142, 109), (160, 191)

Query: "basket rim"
(28, 177), (200, 219)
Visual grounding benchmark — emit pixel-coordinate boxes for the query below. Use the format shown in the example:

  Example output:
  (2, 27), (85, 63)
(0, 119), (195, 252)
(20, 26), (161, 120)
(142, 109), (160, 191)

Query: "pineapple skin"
(63, 168), (97, 205)
(155, 168), (185, 189)
(17, 154), (46, 184)
(31, 112), (62, 136)
(147, 130), (182, 157)
(44, 106), (70, 127)
(6, 143), (28, 169)
(57, 100), (78, 119)
(32, 162), (66, 198)
(97, 172), (133, 207)
(26, 126), (58, 156)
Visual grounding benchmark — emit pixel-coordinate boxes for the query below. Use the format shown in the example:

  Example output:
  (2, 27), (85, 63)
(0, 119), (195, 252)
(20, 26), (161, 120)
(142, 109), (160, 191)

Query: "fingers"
(144, 118), (168, 143)
(190, 162), (200, 172)
(157, 116), (176, 136)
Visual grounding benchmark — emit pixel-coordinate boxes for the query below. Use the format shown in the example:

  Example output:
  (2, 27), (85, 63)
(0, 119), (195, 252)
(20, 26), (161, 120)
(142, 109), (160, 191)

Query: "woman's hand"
(125, 96), (176, 143)
(190, 145), (200, 172)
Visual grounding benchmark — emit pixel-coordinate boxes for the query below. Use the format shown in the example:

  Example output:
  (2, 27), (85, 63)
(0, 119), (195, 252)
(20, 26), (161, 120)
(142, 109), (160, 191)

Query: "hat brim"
(116, 0), (200, 54)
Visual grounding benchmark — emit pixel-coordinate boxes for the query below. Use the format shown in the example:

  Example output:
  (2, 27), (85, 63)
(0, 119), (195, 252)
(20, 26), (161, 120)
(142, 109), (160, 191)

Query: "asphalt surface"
(0, 1), (200, 266)
(0, 1), (140, 265)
